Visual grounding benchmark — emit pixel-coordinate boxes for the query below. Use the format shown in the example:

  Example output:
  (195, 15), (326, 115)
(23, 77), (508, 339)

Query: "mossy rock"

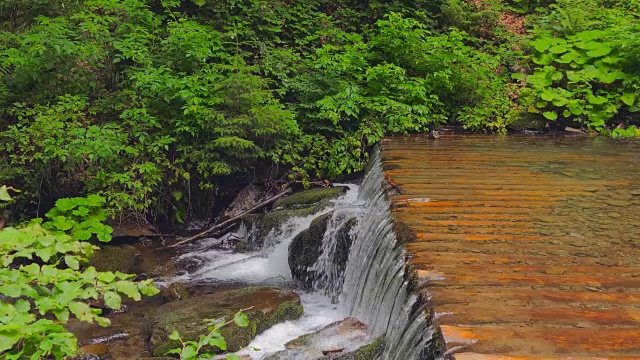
(148, 287), (303, 356)
(288, 214), (356, 290)
(244, 187), (347, 249)
(342, 337), (385, 360)
(265, 317), (370, 359)
(288, 213), (332, 289)
(273, 187), (348, 210)
(507, 113), (547, 131)
(89, 245), (139, 273)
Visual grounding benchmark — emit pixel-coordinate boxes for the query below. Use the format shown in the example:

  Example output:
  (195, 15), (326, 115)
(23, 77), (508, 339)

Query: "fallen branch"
(83, 332), (129, 345)
(167, 188), (292, 248)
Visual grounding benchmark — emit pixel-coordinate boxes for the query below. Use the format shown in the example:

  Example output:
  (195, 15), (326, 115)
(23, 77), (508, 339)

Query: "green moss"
(353, 337), (385, 360)
(89, 245), (138, 273)
(273, 187), (347, 210)
(148, 287), (303, 356)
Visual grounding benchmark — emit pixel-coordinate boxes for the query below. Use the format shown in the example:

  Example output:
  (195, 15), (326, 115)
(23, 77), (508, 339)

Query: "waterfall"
(171, 150), (433, 359)
(336, 149), (432, 360)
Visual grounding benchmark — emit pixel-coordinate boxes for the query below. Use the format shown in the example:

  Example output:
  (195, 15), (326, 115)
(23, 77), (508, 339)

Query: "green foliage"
(0, 193), (159, 359)
(166, 310), (249, 360)
(517, 28), (639, 131)
(3, 0), (637, 223)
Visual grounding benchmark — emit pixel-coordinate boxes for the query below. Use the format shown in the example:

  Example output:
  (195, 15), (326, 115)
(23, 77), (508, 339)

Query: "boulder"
(273, 187), (348, 210)
(148, 287), (304, 356)
(223, 184), (265, 219)
(265, 317), (375, 360)
(289, 214), (356, 290)
(89, 245), (139, 273)
(242, 187), (348, 249)
(288, 213), (332, 289)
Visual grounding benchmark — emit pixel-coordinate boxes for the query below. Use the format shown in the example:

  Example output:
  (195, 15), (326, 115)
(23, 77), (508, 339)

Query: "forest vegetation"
(0, 1), (639, 358)
(1, 0), (639, 223)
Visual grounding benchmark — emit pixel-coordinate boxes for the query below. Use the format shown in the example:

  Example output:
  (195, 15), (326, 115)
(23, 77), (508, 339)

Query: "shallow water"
(383, 134), (640, 358)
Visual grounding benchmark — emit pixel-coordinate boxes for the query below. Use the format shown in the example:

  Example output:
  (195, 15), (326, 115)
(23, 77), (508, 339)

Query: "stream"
(158, 151), (432, 359)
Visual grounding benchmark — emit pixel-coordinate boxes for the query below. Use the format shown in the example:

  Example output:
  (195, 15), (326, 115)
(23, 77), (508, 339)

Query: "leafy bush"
(516, 29), (639, 131)
(0, 193), (159, 359)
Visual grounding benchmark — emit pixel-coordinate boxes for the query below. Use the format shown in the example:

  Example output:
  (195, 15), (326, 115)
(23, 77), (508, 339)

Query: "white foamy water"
(171, 185), (358, 284)
(237, 292), (347, 359)
(166, 173), (433, 360)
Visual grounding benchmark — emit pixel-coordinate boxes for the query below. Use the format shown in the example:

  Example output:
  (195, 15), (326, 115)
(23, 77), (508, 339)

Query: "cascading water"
(168, 150), (432, 359)
(339, 150), (432, 360)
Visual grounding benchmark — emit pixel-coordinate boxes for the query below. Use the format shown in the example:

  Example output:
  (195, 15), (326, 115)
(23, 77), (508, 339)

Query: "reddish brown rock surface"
(383, 134), (640, 359)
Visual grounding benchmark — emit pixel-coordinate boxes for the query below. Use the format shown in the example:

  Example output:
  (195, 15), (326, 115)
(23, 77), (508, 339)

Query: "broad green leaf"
(0, 186), (12, 201)
(540, 91), (555, 101)
(587, 95), (608, 105)
(54, 198), (77, 212)
(103, 292), (122, 310)
(0, 303), (16, 323)
(548, 45), (567, 54)
(68, 302), (93, 322)
(233, 311), (249, 327)
(97, 271), (116, 283)
(531, 37), (556, 52)
(621, 92), (636, 106)
(137, 280), (160, 296)
(52, 308), (70, 323)
(115, 281), (141, 301)
(180, 345), (197, 360)
(207, 335), (226, 350)
(169, 330), (180, 341)
(0, 328), (21, 352)
(543, 111), (558, 120)
(65, 256), (80, 270)
(586, 45), (612, 58)
(0, 284), (22, 297)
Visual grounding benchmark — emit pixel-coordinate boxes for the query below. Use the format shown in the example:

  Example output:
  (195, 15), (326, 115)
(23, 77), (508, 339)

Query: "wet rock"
(223, 184), (265, 219)
(89, 245), (139, 273)
(265, 317), (371, 360)
(289, 213), (356, 290)
(289, 213), (332, 289)
(160, 282), (191, 302)
(244, 187), (348, 249)
(507, 114), (546, 132)
(273, 187), (348, 210)
(148, 287), (303, 356)
(110, 221), (155, 239)
(77, 343), (110, 360)
(333, 336), (385, 360)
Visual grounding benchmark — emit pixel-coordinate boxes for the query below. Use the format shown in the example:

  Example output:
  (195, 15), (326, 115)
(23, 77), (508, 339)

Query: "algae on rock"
(241, 186), (348, 249)
(89, 245), (139, 273)
(147, 287), (303, 356)
(288, 213), (332, 289)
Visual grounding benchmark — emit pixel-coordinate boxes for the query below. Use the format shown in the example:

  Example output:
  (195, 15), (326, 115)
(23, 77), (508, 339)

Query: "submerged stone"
(148, 287), (303, 356)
